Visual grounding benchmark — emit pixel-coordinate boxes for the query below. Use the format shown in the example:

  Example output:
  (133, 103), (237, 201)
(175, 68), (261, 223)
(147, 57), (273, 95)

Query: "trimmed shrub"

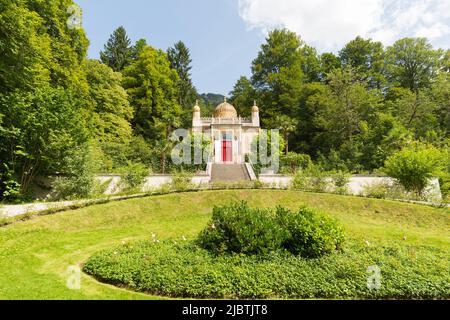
(276, 206), (345, 257)
(197, 201), (344, 258)
(197, 201), (287, 255)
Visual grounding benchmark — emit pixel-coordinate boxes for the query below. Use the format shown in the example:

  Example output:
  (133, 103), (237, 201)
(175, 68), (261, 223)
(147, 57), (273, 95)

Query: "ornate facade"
(192, 98), (260, 164)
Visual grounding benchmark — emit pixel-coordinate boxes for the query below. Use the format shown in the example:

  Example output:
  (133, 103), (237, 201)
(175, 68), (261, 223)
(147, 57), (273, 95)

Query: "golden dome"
(214, 98), (238, 118)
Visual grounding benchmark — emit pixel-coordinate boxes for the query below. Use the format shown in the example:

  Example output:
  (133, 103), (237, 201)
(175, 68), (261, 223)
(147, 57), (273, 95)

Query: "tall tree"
(0, 87), (89, 194)
(320, 53), (341, 80)
(84, 60), (133, 144)
(122, 45), (182, 144)
(300, 45), (322, 83)
(22, 0), (89, 92)
(251, 29), (304, 126)
(0, 0), (89, 94)
(167, 41), (198, 126)
(385, 38), (442, 92)
(129, 39), (148, 61)
(100, 26), (132, 72)
(229, 76), (256, 117)
(339, 36), (386, 89)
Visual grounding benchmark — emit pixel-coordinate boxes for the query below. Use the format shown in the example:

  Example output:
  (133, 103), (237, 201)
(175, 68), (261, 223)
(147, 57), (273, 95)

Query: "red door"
(222, 141), (232, 162)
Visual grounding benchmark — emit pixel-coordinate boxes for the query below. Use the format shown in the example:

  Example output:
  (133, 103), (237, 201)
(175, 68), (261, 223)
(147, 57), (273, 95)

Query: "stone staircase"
(211, 164), (251, 182)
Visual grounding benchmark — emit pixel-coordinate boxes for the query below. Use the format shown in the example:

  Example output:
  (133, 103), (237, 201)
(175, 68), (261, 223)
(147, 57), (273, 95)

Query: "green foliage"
(229, 76), (256, 117)
(276, 206), (345, 257)
(250, 29), (304, 126)
(0, 1), (51, 93)
(384, 142), (444, 194)
(330, 170), (350, 195)
(1, 188), (448, 299)
(280, 152), (312, 174)
(291, 164), (328, 193)
(170, 170), (193, 191)
(84, 60), (133, 144)
(119, 162), (149, 190)
(250, 130), (285, 173)
(100, 26), (132, 72)
(0, 164), (21, 202)
(339, 36), (386, 89)
(361, 182), (390, 199)
(51, 144), (96, 200)
(197, 201), (344, 258)
(197, 202), (288, 255)
(0, 87), (88, 195)
(167, 41), (198, 126)
(123, 45), (182, 141)
(386, 37), (442, 92)
(83, 239), (450, 299)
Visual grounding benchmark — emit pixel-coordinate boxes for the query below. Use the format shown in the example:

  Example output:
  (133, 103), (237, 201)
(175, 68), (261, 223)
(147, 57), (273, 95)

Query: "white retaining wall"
(259, 175), (443, 201)
(97, 174), (211, 195)
(97, 174), (442, 201)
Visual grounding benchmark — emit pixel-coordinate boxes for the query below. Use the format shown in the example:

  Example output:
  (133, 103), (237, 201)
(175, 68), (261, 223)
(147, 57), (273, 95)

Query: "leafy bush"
(276, 206), (345, 257)
(0, 164), (21, 202)
(197, 202), (287, 255)
(291, 164), (328, 193)
(171, 170), (193, 191)
(197, 201), (344, 258)
(280, 152), (312, 174)
(330, 170), (350, 195)
(119, 161), (149, 190)
(361, 182), (390, 199)
(384, 143), (444, 195)
(51, 144), (96, 200)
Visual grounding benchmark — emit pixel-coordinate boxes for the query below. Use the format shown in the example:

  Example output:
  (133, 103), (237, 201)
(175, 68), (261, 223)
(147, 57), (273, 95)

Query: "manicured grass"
(0, 190), (448, 299)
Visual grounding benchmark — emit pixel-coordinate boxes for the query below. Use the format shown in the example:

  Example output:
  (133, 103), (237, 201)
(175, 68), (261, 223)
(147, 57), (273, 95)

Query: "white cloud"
(238, 0), (450, 51)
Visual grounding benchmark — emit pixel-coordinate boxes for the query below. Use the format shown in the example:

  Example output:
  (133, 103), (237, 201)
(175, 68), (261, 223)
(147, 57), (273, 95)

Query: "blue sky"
(76, 0), (264, 95)
(76, 0), (449, 95)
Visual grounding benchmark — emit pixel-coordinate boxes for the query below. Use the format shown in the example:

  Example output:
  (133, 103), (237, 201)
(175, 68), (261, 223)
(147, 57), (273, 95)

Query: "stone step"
(211, 164), (250, 182)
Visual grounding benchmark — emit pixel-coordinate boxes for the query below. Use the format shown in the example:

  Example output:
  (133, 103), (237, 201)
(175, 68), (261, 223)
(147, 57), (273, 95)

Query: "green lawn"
(0, 190), (448, 300)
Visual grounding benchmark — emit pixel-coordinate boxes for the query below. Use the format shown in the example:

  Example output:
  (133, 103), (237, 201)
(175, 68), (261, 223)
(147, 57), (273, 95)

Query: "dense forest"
(0, 0), (448, 202)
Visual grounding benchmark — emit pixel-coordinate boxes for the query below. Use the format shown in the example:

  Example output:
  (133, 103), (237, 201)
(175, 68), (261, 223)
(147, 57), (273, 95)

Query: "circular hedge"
(83, 202), (449, 299)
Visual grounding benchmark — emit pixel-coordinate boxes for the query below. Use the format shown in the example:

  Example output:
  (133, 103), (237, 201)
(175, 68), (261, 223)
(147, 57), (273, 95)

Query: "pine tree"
(100, 26), (132, 72)
(167, 41), (198, 116)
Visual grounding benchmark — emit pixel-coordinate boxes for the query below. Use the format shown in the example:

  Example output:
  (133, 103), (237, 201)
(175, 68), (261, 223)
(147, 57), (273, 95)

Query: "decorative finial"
(254, 100), (257, 106)
(195, 99), (199, 106)
(224, 96), (227, 103)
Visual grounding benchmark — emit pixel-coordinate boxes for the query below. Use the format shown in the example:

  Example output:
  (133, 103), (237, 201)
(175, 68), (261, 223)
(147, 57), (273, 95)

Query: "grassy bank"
(0, 190), (448, 299)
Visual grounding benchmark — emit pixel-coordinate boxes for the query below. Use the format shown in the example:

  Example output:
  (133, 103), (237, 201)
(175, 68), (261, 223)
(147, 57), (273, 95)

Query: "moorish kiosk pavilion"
(192, 98), (260, 165)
